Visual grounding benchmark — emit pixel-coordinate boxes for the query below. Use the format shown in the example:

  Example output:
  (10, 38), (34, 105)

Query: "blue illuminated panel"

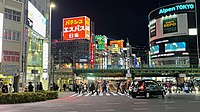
(165, 42), (186, 52)
(150, 45), (159, 55)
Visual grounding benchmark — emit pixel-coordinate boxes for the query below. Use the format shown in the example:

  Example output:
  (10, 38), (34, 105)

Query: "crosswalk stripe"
(85, 92), (92, 96)
(77, 94), (83, 97)
(110, 92), (118, 96)
(99, 92), (103, 96)
(118, 92), (125, 96)
(69, 93), (78, 97)
(106, 93), (111, 96)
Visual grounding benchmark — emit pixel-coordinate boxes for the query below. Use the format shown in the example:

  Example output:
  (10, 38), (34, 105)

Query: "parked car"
(129, 79), (166, 99)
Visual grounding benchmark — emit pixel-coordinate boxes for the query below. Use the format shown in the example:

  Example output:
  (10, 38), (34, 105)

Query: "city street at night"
(1, 92), (200, 112)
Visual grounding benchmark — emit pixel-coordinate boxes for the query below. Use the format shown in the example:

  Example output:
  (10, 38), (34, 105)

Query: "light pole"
(48, 2), (55, 90)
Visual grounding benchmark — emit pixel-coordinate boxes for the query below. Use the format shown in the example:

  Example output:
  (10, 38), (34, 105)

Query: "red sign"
(63, 16), (90, 41)
(90, 43), (95, 68)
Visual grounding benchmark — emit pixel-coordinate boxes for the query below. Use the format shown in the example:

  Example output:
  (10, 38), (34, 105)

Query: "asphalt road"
(1, 92), (200, 112)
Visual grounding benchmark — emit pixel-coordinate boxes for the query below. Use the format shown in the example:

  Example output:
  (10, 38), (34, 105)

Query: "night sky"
(52, 0), (186, 47)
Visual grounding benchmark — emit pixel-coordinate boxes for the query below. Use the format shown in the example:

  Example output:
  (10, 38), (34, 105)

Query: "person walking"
(83, 83), (87, 94)
(28, 82), (34, 92)
(39, 82), (43, 91)
(102, 80), (107, 93)
(63, 83), (67, 92)
(8, 83), (13, 93)
(78, 82), (83, 94)
(116, 82), (121, 93)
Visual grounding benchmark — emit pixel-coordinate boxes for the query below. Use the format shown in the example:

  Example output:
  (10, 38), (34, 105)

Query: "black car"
(130, 79), (166, 99)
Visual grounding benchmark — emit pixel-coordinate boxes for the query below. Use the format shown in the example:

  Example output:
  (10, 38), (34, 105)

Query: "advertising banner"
(0, 13), (3, 63)
(163, 18), (178, 34)
(165, 42), (186, 52)
(110, 40), (123, 48)
(63, 16), (90, 40)
(150, 22), (156, 37)
(95, 35), (105, 50)
(90, 44), (95, 67)
(28, 1), (46, 38)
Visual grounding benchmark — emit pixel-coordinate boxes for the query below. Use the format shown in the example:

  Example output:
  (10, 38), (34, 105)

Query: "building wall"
(0, 0), (23, 89)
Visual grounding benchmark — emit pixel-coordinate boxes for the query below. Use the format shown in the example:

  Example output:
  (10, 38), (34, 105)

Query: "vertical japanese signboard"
(90, 44), (95, 68)
(63, 16), (90, 40)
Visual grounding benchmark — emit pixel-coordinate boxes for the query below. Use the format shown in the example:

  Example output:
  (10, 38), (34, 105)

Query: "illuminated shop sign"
(149, 2), (195, 20)
(163, 18), (177, 34)
(150, 22), (156, 37)
(165, 42), (186, 52)
(63, 16), (90, 41)
(95, 35), (106, 50)
(90, 44), (95, 67)
(28, 1), (46, 38)
(159, 3), (194, 14)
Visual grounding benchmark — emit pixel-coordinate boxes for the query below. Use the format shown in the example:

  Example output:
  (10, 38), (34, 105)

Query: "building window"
(12, 31), (16, 40)
(4, 8), (21, 22)
(4, 29), (20, 42)
(3, 51), (20, 62)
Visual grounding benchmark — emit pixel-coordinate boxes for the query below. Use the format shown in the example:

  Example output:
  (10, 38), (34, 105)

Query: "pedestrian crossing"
(69, 92), (131, 97)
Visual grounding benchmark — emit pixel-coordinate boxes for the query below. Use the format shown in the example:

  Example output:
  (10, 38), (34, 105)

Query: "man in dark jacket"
(28, 82), (34, 92)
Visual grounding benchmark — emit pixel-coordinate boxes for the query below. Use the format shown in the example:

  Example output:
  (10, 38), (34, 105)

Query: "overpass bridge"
(55, 67), (200, 77)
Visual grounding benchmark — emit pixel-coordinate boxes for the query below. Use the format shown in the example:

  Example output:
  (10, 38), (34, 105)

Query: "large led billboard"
(150, 45), (159, 55)
(63, 16), (90, 41)
(0, 13), (3, 62)
(165, 42), (186, 52)
(28, 1), (46, 37)
(149, 13), (188, 42)
(163, 18), (177, 34)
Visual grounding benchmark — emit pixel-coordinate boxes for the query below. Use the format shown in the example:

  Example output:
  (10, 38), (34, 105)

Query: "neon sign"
(159, 4), (194, 14)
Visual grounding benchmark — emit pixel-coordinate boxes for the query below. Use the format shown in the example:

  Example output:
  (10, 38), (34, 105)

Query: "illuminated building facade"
(149, 1), (199, 68)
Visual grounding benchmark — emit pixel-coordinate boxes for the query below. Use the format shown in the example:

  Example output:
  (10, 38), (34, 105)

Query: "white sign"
(0, 13), (3, 63)
(43, 42), (48, 79)
(28, 1), (46, 37)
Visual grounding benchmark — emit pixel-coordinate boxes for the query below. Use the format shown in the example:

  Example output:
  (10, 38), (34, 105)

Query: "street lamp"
(48, 2), (55, 90)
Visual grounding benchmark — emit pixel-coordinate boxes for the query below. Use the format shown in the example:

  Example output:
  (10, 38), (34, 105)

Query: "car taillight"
(139, 82), (144, 90)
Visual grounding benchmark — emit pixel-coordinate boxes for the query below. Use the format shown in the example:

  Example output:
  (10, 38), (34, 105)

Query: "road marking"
(69, 93), (78, 97)
(96, 109), (115, 111)
(99, 92), (103, 96)
(78, 103), (93, 106)
(106, 102), (121, 105)
(118, 92), (124, 96)
(188, 100), (200, 103)
(110, 92), (118, 96)
(164, 101), (175, 104)
(76, 94), (83, 97)
(133, 102), (148, 105)
(165, 107), (180, 110)
(133, 108), (149, 111)
(106, 93), (111, 96)
(66, 111), (78, 112)
(85, 92), (92, 96)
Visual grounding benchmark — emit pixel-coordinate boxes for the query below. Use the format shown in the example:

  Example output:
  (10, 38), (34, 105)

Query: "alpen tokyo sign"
(159, 3), (195, 14)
